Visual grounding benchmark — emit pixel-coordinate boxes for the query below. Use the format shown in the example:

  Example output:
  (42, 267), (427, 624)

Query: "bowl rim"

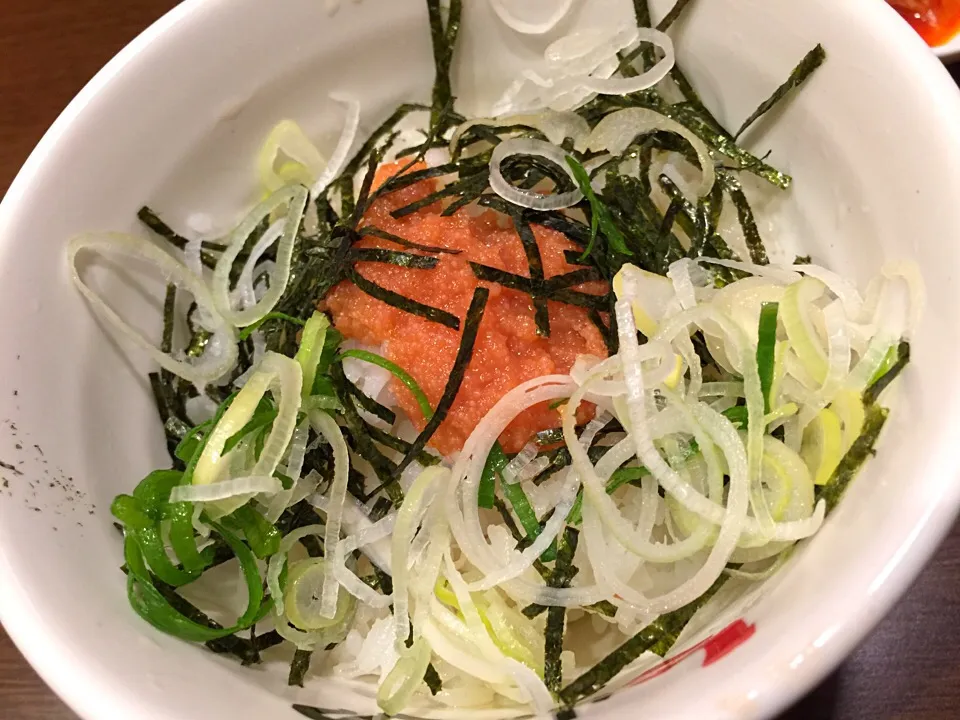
(2, 1), (960, 719)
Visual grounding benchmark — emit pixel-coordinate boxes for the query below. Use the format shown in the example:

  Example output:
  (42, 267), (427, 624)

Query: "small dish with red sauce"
(888, 0), (960, 58)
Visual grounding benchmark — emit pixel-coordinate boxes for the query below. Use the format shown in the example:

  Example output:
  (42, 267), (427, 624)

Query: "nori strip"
(253, 629), (284, 653)
(656, 174), (700, 242)
(337, 103), (429, 191)
(347, 371), (399, 425)
(348, 248), (440, 270)
(137, 206), (226, 265)
(363, 421), (441, 468)
(426, 0), (462, 129)
(131, 569), (261, 665)
(544, 268), (604, 292)
(424, 663), (443, 695)
(660, 100), (792, 189)
(863, 341), (910, 406)
(817, 403), (889, 513)
(331, 364), (405, 506)
(394, 287), (489, 477)
(525, 211), (591, 247)
(631, 0), (658, 71)
(358, 225), (461, 255)
(735, 44), (826, 140)
(656, 0), (697, 31)
(391, 171), (489, 219)
(545, 528), (580, 694)
(348, 267), (460, 330)
(718, 170), (768, 265)
(559, 575), (727, 706)
(349, 150), (385, 230)
(288, 648), (313, 687)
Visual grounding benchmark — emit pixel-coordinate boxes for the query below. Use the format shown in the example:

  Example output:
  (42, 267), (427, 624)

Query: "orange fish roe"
(325, 162), (609, 455)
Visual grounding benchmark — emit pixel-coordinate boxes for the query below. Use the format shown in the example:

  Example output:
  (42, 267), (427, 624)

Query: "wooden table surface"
(3, 1), (960, 718)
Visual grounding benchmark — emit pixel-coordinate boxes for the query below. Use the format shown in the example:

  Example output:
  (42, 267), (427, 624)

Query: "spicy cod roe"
(325, 163), (609, 454)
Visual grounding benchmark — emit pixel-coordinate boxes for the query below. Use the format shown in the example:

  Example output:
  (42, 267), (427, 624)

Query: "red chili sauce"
(889, 0), (960, 46)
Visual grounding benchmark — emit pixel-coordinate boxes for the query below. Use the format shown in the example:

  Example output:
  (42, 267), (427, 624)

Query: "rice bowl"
(1, 1), (960, 719)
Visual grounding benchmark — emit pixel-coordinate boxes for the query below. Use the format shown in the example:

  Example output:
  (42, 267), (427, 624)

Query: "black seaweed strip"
(394, 287), (489, 477)
(693, 181), (725, 257)
(441, 188), (485, 217)
(253, 629), (284, 653)
(545, 528), (580, 694)
(427, 0), (462, 129)
(529, 212), (591, 246)
(140, 571), (261, 665)
(564, 249), (592, 266)
(344, 376), (397, 425)
(549, 289), (610, 312)
(558, 576), (727, 705)
(424, 664), (443, 695)
(330, 365), (404, 506)
(494, 496), (526, 545)
(656, 0), (697, 31)
(510, 209), (549, 336)
(363, 422), (441, 467)
(589, 309), (618, 356)
(735, 44), (826, 140)
(718, 170), (768, 264)
(138, 206), (226, 264)
(543, 268), (603, 292)
(348, 248), (440, 270)
(339, 104), (429, 188)
(631, 0), (657, 70)
(657, 174), (701, 242)
(371, 162), (457, 198)
(470, 262), (533, 292)
(657, 197), (684, 260)
(348, 267), (460, 330)
(391, 171), (489, 219)
(863, 341), (910, 406)
(349, 150), (384, 230)
(288, 649), (313, 687)
(818, 404), (889, 513)
(358, 225), (461, 255)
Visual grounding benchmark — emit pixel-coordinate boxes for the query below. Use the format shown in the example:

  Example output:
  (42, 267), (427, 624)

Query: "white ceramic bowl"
(2, 1), (960, 719)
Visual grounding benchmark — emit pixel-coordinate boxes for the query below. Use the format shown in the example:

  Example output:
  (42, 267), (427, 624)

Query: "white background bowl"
(2, 0), (960, 719)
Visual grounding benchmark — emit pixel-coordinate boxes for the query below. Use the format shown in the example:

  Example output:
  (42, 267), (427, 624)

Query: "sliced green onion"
(756, 302), (779, 414)
(477, 443), (506, 510)
(337, 349), (434, 419)
(295, 312), (331, 400)
(124, 521), (270, 642)
(238, 312), (306, 341)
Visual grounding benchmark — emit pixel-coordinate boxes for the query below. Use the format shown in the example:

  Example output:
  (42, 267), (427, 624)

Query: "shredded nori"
(863, 341), (911, 407)
(545, 528), (580, 694)
(718, 170), (768, 264)
(348, 248), (439, 270)
(357, 225), (461, 255)
(817, 403), (889, 513)
(656, 0), (697, 31)
(558, 576), (727, 706)
(348, 266), (460, 330)
(394, 287), (489, 477)
(426, 0), (462, 130)
(735, 44), (826, 140)
(288, 648), (313, 687)
(424, 663), (443, 695)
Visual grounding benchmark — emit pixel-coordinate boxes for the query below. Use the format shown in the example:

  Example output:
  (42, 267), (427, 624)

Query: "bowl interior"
(2, 1), (960, 719)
